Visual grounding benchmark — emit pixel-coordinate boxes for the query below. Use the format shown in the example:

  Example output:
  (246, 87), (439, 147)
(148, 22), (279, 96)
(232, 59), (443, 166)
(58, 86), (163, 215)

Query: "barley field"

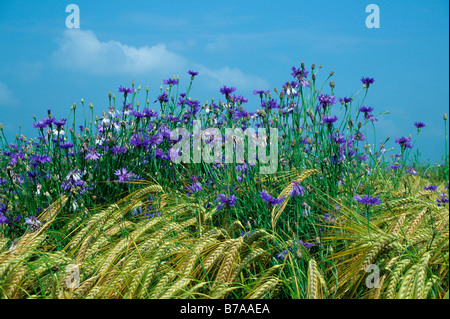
(0, 63), (448, 300)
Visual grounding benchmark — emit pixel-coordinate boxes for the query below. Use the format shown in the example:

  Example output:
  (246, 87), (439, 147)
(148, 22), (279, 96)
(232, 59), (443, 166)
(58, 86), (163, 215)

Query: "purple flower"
(188, 70), (199, 77)
(54, 118), (67, 127)
(324, 213), (335, 223)
(32, 120), (47, 129)
(111, 146), (127, 154)
(85, 148), (101, 160)
(155, 91), (169, 103)
(261, 99), (280, 110)
(119, 86), (135, 95)
(60, 142), (74, 149)
(114, 168), (134, 182)
(253, 89), (265, 96)
(414, 122), (425, 130)
(406, 166), (418, 175)
(215, 194), (237, 211)
(163, 78), (179, 86)
(0, 213), (10, 226)
(354, 194), (382, 206)
(291, 66), (308, 79)
(389, 163), (402, 170)
(290, 181), (305, 197)
(424, 185), (438, 191)
(331, 132), (346, 144)
(322, 115), (338, 126)
(30, 154), (52, 167)
(359, 106), (374, 114)
(130, 133), (150, 148)
(260, 190), (285, 206)
(339, 97), (352, 104)
(395, 136), (413, 150)
(187, 182), (202, 196)
(220, 86), (236, 96)
(437, 193), (448, 206)
(130, 110), (145, 118)
(361, 77), (375, 87)
(317, 94), (336, 110)
(24, 216), (42, 232)
(299, 240), (315, 249)
(143, 108), (158, 118)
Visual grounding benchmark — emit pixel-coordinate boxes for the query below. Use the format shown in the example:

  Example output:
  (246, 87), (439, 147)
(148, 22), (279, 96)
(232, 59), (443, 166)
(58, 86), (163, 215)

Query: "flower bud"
(329, 81), (335, 89)
(444, 113), (448, 120)
(330, 70), (334, 76)
(311, 63), (315, 70)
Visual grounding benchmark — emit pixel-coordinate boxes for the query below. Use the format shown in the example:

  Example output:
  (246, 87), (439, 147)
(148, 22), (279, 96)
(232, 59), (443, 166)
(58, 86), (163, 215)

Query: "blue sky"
(0, 0), (448, 163)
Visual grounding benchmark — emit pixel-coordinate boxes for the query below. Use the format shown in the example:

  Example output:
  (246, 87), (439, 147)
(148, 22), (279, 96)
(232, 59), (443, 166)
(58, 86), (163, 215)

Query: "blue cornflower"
(395, 136), (413, 150)
(188, 70), (199, 77)
(290, 181), (305, 197)
(414, 122), (425, 130)
(220, 86), (236, 96)
(406, 166), (418, 175)
(260, 190), (285, 206)
(354, 194), (382, 206)
(54, 118), (67, 127)
(215, 194), (237, 211)
(361, 77), (375, 87)
(155, 91), (169, 103)
(119, 86), (135, 95)
(85, 148), (101, 161)
(163, 78), (179, 86)
(339, 97), (352, 105)
(389, 163), (402, 170)
(322, 115), (338, 126)
(32, 120), (47, 129)
(317, 94), (336, 110)
(114, 168), (134, 182)
(424, 185), (438, 191)
(60, 142), (74, 149)
(111, 146), (127, 154)
(30, 154), (52, 167)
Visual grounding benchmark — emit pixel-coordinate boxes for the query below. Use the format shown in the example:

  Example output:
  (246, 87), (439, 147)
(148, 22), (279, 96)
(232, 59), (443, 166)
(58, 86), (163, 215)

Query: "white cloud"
(0, 82), (18, 107)
(52, 29), (269, 94)
(52, 29), (187, 75)
(196, 65), (270, 92)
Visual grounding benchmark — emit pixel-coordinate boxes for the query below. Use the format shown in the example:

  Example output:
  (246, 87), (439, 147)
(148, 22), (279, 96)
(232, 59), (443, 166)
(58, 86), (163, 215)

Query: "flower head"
(220, 86), (236, 96)
(119, 86), (135, 95)
(188, 70), (199, 77)
(114, 168), (134, 182)
(317, 94), (336, 110)
(290, 181), (305, 197)
(354, 194), (382, 206)
(395, 136), (413, 150)
(361, 77), (375, 88)
(424, 185), (438, 191)
(260, 190), (285, 206)
(414, 122), (425, 130)
(215, 194), (237, 211)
